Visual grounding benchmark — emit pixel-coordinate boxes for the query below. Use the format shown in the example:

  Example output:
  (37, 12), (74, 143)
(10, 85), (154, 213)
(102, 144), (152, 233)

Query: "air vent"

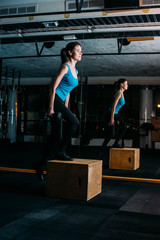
(66, 0), (103, 11)
(0, 4), (37, 16)
(141, 0), (160, 5)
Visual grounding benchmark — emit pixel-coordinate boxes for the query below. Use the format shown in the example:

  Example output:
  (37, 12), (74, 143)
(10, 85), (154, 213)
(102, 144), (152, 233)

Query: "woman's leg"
(33, 112), (63, 181)
(33, 96), (79, 180)
(102, 124), (114, 149)
(54, 96), (79, 156)
(99, 125), (114, 159)
(99, 111), (115, 158)
(114, 114), (127, 146)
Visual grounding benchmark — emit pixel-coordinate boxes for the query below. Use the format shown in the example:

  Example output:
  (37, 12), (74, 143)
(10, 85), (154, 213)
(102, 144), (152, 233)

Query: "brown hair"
(114, 78), (127, 92)
(60, 42), (81, 64)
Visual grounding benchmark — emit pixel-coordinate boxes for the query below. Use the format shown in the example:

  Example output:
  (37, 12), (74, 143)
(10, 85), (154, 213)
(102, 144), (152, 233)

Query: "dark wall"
(104, 0), (139, 8)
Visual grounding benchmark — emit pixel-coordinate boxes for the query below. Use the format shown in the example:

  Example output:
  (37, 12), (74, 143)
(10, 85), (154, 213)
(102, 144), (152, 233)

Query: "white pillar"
(139, 86), (153, 148)
(7, 88), (17, 143)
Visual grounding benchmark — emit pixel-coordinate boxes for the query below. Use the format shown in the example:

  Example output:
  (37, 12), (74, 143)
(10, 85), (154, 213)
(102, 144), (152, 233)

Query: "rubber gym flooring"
(0, 143), (160, 240)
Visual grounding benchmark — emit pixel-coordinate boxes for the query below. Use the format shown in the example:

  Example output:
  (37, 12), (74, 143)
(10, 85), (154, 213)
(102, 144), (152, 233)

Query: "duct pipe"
(139, 86), (153, 149)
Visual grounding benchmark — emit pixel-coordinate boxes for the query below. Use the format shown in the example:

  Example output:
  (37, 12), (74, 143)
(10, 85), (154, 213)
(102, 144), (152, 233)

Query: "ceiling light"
(43, 21), (59, 28)
(87, 26), (94, 33)
(17, 29), (23, 38)
(63, 35), (77, 40)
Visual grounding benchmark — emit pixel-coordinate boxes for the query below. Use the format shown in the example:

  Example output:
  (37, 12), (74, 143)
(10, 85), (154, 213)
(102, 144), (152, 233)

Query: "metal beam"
(2, 25), (160, 40)
(117, 39), (123, 54)
(35, 42), (45, 56)
(1, 6), (160, 19)
(3, 51), (160, 60)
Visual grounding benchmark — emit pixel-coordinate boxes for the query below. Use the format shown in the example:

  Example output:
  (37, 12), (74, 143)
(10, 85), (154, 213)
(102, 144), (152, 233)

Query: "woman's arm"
(65, 93), (70, 108)
(110, 92), (121, 125)
(48, 64), (68, 117)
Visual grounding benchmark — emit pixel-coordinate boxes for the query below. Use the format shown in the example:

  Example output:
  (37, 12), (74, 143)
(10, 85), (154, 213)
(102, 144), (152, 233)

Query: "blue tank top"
(110, 91), (125, 114)
(56, 63), (78, 102)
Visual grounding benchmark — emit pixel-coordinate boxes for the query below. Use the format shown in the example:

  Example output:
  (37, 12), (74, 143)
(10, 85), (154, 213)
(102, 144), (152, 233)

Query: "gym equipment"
(46, 159), (102, 201)
(109, 148), (140, 170)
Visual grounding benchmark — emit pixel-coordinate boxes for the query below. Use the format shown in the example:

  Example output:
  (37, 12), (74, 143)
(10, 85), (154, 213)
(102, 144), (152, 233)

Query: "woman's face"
(122, 81), (128, 91)
(70, 45), (82, 61)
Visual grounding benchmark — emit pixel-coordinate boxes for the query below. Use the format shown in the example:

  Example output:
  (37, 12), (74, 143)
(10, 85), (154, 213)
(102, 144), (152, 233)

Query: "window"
(66, 0), (104, 11)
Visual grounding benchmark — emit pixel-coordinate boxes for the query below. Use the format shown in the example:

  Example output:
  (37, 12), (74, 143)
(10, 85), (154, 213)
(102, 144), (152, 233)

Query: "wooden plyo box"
(109, 148), (140, 170)
(46, 159), (102, 201)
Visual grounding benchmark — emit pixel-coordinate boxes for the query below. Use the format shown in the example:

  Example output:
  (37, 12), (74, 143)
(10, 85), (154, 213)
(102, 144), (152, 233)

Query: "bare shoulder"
(57, 64), (68, 76)
(61, 63), (69, 72)
(115, 91), (121, 97)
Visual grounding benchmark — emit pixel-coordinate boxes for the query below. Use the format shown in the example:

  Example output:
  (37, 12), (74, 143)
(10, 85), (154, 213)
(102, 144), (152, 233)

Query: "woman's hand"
(48, 108), (54, 117)
(110, 118), (115, 126)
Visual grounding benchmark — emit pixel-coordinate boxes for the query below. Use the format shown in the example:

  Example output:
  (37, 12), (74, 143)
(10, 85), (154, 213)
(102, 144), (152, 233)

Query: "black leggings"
(102, 113), (127, 149)
(54, 94), (79, 152)
(39, 94), (79, 165)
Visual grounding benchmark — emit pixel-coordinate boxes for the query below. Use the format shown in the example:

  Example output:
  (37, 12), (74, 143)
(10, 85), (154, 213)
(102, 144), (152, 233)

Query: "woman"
(99, 78), (128, 158)
(34, 42), (82, 180)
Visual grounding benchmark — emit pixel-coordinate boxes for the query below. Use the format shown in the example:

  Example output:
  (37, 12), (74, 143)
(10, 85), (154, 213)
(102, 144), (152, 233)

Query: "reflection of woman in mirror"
(99, 78), (128, 158)
(34, 42), (82, 180)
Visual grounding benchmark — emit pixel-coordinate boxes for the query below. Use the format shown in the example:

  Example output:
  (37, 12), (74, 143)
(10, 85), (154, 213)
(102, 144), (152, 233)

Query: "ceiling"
(1, 3), (160, 85)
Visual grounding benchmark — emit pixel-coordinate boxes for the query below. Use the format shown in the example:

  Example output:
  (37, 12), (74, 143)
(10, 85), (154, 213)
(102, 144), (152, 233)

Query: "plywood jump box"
(46, 159), (102, 201)
(109, 148), (140, 170)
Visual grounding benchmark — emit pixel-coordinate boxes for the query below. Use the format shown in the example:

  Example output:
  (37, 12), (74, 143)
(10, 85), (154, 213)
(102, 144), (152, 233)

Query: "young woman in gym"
(34, 42), (82, 180)
(99, 78), (128, 158)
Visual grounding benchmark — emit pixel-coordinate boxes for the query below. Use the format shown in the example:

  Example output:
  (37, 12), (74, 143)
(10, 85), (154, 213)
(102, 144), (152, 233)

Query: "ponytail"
(60, 48), (68, 64)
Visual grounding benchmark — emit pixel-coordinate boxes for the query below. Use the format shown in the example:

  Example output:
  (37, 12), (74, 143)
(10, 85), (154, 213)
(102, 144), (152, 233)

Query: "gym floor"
(0, 143), (160, 240)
